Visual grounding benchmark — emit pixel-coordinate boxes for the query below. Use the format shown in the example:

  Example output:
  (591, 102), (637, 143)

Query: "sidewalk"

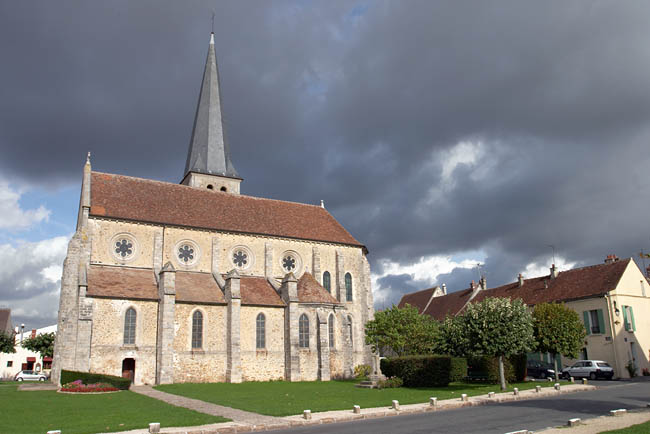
(107, 383), (595, 434)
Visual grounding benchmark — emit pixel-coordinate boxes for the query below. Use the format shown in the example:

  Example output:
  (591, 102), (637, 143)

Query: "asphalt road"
(269, 380), (650, 434)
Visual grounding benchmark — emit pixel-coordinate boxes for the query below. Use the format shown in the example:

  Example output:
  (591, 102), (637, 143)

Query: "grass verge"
(601, 420), (650, 434)
(0, 383), (229, 434)
(156, 379), (566, 417)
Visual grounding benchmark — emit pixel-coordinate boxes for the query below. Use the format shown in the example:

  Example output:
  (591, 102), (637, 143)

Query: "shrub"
(354, 364), (372, 379)
(643, 368), (650, 377)
(381, 355), (467, 387)
(377, 377), (403, 389)
(380, 358), (394, 378)
(626, 361), (638, 378)
(60, 370), (131, 390)
(466, 354), (527, 384)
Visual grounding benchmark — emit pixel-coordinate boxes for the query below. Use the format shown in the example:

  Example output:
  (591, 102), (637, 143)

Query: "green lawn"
(156, 379), (565, 417)
(601, 420), (650, 434)
(0, 382), (229, 434)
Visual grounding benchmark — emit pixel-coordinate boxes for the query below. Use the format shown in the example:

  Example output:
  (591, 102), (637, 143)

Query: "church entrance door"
(122, 358), (135, 383)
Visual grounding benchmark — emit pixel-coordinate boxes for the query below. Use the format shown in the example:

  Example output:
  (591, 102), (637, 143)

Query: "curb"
(100, 384), (596, 434)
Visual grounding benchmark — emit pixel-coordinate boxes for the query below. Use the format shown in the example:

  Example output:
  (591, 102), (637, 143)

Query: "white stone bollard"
(570, 377), (575, 383)
(488, 392), (495, 398)
(303, 410), (312, 420)
(353, 405), (361, 414)
(568, 418), (581, 427)
(610, 409), (627, 417)
(392, 400), (400, 411)
(547, 377), (553, 382)
(554, 383), (561, 391)
(46, 431), (62, 434)
(461, 393), (468, 402)
(149, 423), (160, 434)
(582, 378), (588, 385)
(429, 397), (437, 407)
(535, 385), (542, 393)
(513, 388), (519, 396)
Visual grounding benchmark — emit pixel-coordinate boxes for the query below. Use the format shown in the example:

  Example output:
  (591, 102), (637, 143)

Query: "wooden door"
(121, 358), (135, 382)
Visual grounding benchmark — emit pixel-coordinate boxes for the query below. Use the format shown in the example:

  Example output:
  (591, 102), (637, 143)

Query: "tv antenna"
(547, 244), (556, 265)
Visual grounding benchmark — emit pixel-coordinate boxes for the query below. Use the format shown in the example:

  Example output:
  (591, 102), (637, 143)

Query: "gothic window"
(283, 255), (296, 271)
(124, 308), (136, 345)
(347, 315), (353, 346)
(299, 314), (310, 348)
(256, 313), (266, 349)
(175, 240), (200, 267)
(231, 246), (254, 270)
(178, 245), (194, 263)
(111, 233), (138, 262)
(345, 273), (353, 301)
(233, 250), (248, 267)
(281, 251), (302, 275)
(323, 271), (331, 293)
(115, 239), (133, 258)
(328, 314), (335, 348)
(192, 310), (203, 349)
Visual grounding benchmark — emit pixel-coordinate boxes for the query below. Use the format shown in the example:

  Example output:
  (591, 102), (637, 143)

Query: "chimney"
(604, 254), (619, 264)
(470, 280), (476, 290)
(544, 280), (549, 289)
(550, 264), (558, 279)
(441, 283), (447, 295)
(518, 273), (524, 287)
(31, 329), (36, 339)
(646, 265), (650, 279)
(479, 276), (487, 290)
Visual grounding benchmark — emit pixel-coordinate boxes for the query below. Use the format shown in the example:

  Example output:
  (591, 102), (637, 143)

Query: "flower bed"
(60, 379), (119, 393)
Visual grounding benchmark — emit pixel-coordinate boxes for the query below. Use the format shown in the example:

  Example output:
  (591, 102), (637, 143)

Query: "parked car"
(527, 360), (556, 379)
(14, 370), (47, 382)
(562, 360), (614, 380)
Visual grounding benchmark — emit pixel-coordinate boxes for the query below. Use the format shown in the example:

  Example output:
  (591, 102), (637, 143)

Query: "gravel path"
(130, 385), (281, 425)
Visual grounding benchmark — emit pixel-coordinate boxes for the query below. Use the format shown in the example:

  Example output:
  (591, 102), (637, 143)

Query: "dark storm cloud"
(2, 1), (650, 309)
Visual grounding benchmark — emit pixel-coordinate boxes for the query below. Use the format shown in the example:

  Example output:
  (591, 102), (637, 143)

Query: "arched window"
(347, 315), (353, 347)
(345, 273), (353, 301)
(323, 271), (331, 293)
(299, 314), (310, 348)
(124, 308), (136, 345)
(328, 314), (335, 348)
(256, 313), (266, 349)
(192, 310), (203, 349)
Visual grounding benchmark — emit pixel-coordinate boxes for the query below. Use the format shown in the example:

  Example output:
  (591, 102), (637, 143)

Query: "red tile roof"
(90, 172), (364, 248)
(397, 287), (435, 313)
(239, 276), (285, 307)
(298, 273), (341, 304)
(175, 272), (225, 304)
(87, 265), (158, 300)
(400, 259), (632, 321)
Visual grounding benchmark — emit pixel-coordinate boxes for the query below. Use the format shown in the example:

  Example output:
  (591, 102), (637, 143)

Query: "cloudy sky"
(2, 1), (650, 328)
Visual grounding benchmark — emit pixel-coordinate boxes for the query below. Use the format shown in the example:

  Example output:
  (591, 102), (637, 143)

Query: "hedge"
(380, 355), (467, 387)
(60, 370), (131, 390)
(466, 354), (527, 384)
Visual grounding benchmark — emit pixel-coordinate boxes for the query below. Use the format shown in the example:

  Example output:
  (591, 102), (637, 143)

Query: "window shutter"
(583, 311), (591, 335)
(623, 305), (630, 331)
(596, 309), (605, 334)
(629, 306), (636, 332)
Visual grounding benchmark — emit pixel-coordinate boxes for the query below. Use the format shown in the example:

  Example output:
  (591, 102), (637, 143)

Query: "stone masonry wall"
(240, 306), (285, 381)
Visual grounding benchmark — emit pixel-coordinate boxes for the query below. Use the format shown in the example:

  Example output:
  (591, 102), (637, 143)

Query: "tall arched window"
(299, 314), (310, 348)
(256, 313), (266, 349)
(347, 315), (353, 347)
(192, 310), (203, 349)
(323, 271), (331, 293)
(124, 308), (136, 345)
(345, 273), (353, 301)
(328, 314), (335, 348)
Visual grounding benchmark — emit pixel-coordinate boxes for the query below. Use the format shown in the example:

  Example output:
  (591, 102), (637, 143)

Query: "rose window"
(282, 255), (296, 272)
(178, 245), (195, 263)
(233, 250), (248, 268)
(115, 239), (133, 258)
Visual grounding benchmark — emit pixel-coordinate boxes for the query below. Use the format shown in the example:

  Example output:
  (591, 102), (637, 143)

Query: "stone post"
(156, 262), (176, 385)
(265, 243), (280, 290)
(153, 232), (163, 282)
(225, 269), (242, 383)
(312, 247), (322, 284)
(317, 311), (330, 381)
(281, 272), (301, 381)
(211, 237), (225, 289)
(74, 263), (93, 372)
(335, 250), (345, 302)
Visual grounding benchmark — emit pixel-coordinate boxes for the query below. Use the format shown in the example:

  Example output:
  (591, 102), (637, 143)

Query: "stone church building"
(52, 34), (374, 386)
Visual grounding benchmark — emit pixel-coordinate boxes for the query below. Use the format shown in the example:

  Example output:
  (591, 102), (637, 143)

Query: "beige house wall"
(240, 306), (285, 381)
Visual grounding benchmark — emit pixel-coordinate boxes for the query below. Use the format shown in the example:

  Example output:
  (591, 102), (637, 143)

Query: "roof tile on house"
(298, 273), (341, 304)
(90, 172), (363, 248)
(175, 272), (225, 304)
(87, 265), (159, 300)
(397, 287), (436, 313)
(239, 276), (285, 307)
(401, 258), (632, 321)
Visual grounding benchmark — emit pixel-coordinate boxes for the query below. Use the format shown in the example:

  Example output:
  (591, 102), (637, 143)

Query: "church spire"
(182, 33), (241, 194)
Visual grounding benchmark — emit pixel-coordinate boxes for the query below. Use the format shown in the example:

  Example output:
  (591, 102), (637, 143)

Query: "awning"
(26, 357), (36, 362)
(43, 357), (52, 362)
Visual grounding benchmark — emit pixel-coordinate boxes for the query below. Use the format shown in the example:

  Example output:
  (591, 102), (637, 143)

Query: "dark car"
(527, 360), (556, 379)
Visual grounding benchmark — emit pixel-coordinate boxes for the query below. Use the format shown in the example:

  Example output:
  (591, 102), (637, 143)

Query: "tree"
(460, 297), (535, 390)
(22, 332), (56, 358)
(365, 305), (440, 356)
(438, 315), (471, 357)
(0, 331), (16, 354)
(532, 303), (586, 381)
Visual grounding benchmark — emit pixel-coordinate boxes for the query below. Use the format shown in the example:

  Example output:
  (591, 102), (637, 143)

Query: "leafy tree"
(532, 303), (586, 381)
(460, 298), (535, 390)
(0, 331), (16, 354)
(22, 332), (56, 358)
(365, 305), (440, 356)
(438, 315), (470, 357)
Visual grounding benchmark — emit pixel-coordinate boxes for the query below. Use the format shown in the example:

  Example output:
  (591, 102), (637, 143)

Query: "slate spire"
(184, 33), (239, 179)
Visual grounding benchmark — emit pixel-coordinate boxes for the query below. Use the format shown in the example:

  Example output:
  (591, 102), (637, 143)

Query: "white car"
(14, 370), (47, 382)
(562, 360), (614, 380)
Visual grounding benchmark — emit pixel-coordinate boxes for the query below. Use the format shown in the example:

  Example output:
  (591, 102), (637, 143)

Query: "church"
(51, 33), (374, 386)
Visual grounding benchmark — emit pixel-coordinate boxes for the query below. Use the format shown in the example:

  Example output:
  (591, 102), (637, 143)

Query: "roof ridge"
(92, 171), (328, 210)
